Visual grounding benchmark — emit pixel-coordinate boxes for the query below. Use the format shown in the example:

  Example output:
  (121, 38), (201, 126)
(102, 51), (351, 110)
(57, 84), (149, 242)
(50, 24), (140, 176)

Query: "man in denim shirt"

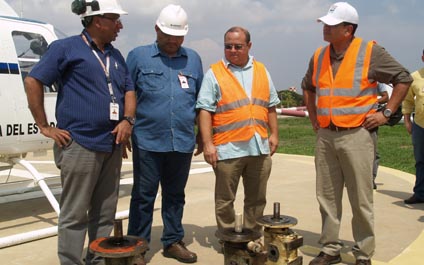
(126, 4), (203, 264)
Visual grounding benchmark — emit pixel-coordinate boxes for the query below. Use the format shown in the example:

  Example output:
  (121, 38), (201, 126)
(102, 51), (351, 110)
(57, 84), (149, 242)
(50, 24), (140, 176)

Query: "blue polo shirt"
(29, 30), (134, 152)
(126, 43), (203, 153)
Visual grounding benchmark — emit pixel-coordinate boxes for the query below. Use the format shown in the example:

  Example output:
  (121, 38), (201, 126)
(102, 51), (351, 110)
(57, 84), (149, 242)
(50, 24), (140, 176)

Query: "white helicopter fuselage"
(0, 14), (58, 157)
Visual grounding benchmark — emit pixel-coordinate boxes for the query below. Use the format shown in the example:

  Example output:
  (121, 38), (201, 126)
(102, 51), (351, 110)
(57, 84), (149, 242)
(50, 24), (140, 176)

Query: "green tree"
(277, 90), (304, 108)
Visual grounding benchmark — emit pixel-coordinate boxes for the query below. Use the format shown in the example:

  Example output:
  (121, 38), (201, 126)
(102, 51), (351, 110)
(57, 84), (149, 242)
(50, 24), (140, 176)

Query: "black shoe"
(404, 195), (424, 204)
(309, 252), (341, 265)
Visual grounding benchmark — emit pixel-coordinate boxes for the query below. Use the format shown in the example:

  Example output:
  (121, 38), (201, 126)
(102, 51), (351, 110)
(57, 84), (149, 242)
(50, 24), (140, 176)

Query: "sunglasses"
(100, 15), (121, 25)
(224, 44), (245, 50)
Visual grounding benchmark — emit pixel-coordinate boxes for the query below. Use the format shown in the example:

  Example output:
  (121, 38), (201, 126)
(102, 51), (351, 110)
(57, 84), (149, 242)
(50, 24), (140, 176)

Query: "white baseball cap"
(317, 2), (358, 26)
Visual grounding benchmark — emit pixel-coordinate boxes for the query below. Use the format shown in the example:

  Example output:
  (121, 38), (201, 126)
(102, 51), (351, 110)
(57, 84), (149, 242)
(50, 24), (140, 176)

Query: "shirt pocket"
(139, 68), (165, 92)
(111, 62), (127, 92)
(179, 70), (198, 95)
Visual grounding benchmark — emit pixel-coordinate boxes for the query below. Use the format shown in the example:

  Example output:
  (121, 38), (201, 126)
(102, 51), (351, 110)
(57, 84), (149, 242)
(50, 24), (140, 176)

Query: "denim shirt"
(29, 30), (133, 152)
(127, 43), (203, 153)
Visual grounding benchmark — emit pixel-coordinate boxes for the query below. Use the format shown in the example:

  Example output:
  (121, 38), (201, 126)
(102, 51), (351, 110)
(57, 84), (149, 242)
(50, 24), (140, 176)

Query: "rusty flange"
(90, 235), (148, 258)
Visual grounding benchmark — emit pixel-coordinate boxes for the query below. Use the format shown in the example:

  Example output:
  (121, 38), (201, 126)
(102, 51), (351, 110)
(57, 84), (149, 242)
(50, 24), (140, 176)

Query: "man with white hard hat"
(301, 2), (412, 265)
(25, 0), (135, 264)
(126, 4), (203, 264)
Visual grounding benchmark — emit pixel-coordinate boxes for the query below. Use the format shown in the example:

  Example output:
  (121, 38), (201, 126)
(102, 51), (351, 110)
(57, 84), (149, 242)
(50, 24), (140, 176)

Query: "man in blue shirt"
(126, 4), (203, 264)
(24, 1), (135, 264)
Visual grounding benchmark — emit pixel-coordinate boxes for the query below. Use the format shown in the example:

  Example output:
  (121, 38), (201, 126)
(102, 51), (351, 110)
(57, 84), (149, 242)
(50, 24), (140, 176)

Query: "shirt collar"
(81, 30), (113, 54)
(151, 42), (187, 58)
(329, 37), (356, 61)
(223, 55), (254, 70)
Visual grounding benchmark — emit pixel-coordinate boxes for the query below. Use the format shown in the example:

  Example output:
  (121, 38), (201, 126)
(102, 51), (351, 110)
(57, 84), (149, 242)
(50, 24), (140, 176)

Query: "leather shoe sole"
(309, 252), (341, 265)
(404, 195), (424, 204)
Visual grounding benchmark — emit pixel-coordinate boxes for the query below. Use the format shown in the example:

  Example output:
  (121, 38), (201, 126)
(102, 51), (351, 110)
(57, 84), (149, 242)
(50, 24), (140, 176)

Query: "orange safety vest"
(312, 38), (378, 128)
(211, 60), (270, 145)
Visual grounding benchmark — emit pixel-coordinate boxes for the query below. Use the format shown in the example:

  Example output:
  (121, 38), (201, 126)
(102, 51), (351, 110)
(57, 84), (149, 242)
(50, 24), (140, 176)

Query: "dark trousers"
(128, 148), (193, 248)
(412, 122), (424, 199)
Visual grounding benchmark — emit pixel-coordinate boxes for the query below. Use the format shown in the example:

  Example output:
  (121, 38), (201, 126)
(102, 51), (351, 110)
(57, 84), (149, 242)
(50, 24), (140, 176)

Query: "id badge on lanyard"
(178, 74), (189, 89)
(82, 34), (120, 121)
(110, 102), (119, 120)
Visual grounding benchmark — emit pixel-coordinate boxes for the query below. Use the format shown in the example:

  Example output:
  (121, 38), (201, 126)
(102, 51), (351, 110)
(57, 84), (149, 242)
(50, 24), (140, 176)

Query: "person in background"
(126, 4), (203, 264)
(197, 26), (279, 235)
(402, 49), (424, 205)
(24, 0), (135, 264)
(373, 82), (389, 189)
(301, 2), (412, 265)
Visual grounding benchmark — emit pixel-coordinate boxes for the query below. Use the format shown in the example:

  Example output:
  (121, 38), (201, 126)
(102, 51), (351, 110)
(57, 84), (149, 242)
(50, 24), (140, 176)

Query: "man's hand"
(268, 134), (279, 156)
(112, 120), (133, 145)
(363, 112), (388, 130)
(40, 126), (71, 147)
(404, 116), (412, 134)
(203, 142), (218, 168)
(122, 141), (132, 159)
(194, 133), (203, 156)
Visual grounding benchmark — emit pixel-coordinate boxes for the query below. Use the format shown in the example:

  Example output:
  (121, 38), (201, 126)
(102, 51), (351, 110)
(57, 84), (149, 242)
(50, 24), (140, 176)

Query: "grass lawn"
(277, 117), (415, 175)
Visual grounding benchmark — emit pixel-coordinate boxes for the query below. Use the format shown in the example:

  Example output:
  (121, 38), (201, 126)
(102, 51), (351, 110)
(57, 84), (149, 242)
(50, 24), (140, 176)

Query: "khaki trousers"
(315, 127), (375, 260)
(214, 155), (272, 232)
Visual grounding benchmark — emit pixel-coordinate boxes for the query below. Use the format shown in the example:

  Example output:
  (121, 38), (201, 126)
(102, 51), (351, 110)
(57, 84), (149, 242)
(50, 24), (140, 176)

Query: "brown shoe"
(163, 241), (197, 263)
(309, 252), (341, 265)
(404, 195), (424, 204)
(132, 253), (146, 265)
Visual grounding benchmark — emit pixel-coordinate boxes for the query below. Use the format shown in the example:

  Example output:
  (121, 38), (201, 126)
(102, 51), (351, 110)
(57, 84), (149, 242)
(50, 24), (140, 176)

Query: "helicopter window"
(12, 31), (57, 93)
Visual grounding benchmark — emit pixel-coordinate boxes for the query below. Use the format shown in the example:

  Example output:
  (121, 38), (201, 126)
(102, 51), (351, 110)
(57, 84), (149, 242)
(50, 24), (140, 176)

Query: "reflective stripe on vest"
(211, 60), (270, 145)
(312, 38), (378, 127)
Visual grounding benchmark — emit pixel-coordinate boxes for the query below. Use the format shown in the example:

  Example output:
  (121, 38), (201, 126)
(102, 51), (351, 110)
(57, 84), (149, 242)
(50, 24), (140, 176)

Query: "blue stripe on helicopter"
(0, 62), (20, 74)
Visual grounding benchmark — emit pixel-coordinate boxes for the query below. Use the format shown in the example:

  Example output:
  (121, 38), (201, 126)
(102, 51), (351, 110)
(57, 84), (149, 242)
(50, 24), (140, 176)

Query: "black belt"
(326, 123), (361, 132)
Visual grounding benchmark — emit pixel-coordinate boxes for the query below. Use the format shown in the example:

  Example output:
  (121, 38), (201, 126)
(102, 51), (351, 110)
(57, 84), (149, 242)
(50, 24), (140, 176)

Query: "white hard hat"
(80, 0), (127, 18)
(317, 2), (358, 26)
(156, 4), (188, 36)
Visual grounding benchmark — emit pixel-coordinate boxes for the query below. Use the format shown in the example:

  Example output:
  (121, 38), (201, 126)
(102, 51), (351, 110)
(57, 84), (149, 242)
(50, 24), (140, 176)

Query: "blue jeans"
(128, 148), (193, 248)
(412, 122), (424, 199)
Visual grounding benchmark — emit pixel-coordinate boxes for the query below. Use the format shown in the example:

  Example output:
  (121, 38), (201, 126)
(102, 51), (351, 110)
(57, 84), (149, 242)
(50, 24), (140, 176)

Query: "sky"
(4, 0), (423, 92)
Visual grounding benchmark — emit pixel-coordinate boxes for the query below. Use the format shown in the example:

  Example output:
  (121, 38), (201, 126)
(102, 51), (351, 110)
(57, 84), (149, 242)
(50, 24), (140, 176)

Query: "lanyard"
(81, 34), (116, 103)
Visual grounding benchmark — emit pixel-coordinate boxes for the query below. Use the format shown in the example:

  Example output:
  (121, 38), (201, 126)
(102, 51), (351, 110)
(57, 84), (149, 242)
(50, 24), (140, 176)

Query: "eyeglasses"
(224, 44), (245, 50)
(100, 15), (121, 25)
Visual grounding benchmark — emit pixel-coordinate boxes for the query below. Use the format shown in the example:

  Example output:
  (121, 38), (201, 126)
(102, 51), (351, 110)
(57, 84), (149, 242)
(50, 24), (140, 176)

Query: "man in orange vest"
(301, 2), (412, 265)
(196, 26), (279, 234)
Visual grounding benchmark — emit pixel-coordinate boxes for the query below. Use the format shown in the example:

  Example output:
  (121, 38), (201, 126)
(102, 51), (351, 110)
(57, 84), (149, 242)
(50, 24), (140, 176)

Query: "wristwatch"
(123, 116), (135, 125)
(383, 108), (392, 118)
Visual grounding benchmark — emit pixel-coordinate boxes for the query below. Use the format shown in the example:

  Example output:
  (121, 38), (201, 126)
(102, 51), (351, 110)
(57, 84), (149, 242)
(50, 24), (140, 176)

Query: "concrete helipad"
(1, 152), (423, 264)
